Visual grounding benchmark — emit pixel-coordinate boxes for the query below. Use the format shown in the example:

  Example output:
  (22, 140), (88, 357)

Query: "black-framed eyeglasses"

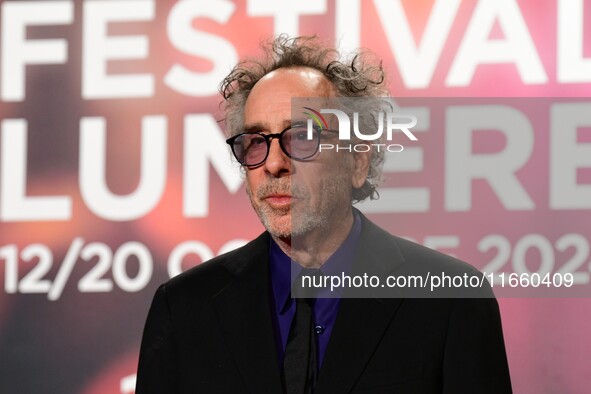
(226, 125), (335, 167)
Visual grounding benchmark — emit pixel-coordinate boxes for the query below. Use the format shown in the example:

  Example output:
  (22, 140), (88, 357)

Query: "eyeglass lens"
(232, 127), (320, 165)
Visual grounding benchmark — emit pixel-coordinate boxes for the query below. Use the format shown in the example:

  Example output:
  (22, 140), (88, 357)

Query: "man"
(136, 35), (512, 393)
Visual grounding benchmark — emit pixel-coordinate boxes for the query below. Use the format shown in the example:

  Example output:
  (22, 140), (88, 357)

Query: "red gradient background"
(1, 0), (590, 393)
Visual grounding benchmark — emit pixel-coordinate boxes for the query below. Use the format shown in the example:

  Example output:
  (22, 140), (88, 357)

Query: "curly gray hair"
(219, 35), (390, 202)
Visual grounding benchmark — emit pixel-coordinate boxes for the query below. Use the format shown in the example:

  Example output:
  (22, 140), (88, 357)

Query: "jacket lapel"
(316, 297), (403, 393)
(210, 233), (284, 393)
(315, 214), (406, 393)
(208, 214), (407, 393)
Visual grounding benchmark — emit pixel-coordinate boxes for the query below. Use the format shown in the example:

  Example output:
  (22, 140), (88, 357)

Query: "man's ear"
(351, 150), (371, 189)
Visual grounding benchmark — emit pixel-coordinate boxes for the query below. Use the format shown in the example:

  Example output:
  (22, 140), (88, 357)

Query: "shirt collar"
(269, 210), (362, 314)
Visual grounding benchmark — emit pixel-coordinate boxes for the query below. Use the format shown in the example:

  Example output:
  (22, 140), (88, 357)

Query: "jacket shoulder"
(162, 232), (270, 301)
(357, 212), (492, 297)
(393, 234), (481, 276)
(359, 212), (480, 276)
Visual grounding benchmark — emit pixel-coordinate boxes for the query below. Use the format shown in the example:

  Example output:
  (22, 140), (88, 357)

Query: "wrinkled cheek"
(245, 188), (259, 215)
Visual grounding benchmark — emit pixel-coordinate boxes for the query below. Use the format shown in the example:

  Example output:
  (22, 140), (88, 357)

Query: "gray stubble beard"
(246, 173), (351, 240)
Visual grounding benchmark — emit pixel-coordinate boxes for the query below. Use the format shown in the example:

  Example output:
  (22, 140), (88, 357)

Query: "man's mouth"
(263, 194), (293, 208)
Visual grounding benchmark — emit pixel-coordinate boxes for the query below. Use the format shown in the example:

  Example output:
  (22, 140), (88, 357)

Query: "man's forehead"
(243, 67), (335, 127)
(251, 66), (334, 96)
(259, 66), (326, 83)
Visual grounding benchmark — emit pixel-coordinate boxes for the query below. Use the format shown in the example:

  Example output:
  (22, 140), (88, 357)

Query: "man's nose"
(264, 138), (291, 176)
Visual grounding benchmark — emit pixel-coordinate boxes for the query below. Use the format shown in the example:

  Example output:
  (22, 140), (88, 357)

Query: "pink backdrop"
(0, 0), (590, 392)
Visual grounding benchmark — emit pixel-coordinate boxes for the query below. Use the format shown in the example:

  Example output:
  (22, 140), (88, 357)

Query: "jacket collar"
(211, 210), (406, 393)
(315, 211), (406, 393)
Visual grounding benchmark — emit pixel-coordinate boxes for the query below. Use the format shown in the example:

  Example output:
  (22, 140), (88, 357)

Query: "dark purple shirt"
(268, 211), (361, 368)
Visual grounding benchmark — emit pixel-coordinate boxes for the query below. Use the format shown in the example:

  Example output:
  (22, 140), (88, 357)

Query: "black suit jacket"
(136, 214), (512, 393)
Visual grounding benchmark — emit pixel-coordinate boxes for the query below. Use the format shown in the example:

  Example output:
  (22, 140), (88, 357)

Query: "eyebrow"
(291, 118), (308, 126)
(243, 123), (266, 133)
(243, 120), (293, 133)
